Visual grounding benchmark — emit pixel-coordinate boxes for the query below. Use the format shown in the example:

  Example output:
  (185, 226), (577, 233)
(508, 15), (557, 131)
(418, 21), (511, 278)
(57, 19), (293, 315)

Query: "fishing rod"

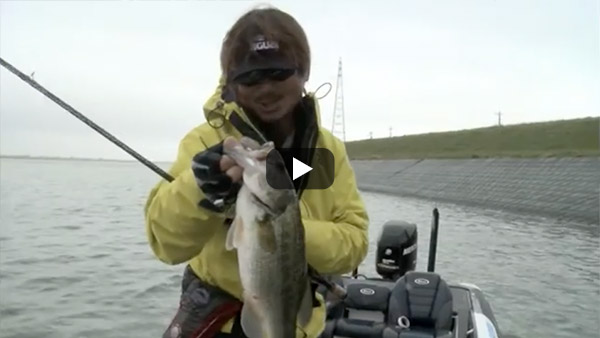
(0, 56), (347, 299)
(0, 57), (174, 183)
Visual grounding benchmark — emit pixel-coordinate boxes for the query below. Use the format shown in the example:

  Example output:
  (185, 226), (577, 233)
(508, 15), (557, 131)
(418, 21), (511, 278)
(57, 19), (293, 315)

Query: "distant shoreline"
(0, 155), (172, 164)
(345, 117), (599, 160)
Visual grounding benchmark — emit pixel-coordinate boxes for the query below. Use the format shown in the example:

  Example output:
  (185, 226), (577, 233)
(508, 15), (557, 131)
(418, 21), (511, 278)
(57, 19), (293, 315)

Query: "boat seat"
(387, 271), (454, 333)
(344, 282), (391, 322)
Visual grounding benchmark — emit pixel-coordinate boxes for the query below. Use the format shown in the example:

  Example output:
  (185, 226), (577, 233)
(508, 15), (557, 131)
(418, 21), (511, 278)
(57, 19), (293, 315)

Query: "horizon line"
(0, 154), (174, 163)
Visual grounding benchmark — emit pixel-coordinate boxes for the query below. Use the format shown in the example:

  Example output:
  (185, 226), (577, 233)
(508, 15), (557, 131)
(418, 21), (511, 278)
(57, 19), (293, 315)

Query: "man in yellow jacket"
(144, 6), (369, 338)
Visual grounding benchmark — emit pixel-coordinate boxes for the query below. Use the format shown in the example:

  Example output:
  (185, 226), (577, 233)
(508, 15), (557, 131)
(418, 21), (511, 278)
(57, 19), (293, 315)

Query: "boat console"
(319, 209), (502, 338)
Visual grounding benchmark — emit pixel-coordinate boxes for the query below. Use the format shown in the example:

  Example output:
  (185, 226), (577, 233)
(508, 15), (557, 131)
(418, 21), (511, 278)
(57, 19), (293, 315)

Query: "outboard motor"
(376, 221), (418, 281)
(387, 271), (454, 337)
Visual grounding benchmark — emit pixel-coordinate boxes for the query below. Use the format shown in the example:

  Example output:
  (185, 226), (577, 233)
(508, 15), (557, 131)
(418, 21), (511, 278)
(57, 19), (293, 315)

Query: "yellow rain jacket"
(144, 77), (369, 337)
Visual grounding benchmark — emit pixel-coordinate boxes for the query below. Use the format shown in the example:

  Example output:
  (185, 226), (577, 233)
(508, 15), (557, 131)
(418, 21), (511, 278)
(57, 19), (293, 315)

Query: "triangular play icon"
(292, 157), (313, 181)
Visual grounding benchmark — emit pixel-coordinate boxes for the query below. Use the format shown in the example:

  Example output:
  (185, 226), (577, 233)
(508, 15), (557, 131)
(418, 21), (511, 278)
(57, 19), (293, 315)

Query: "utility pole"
(495, 111), (502, 126)
(389, 127), (392, 138)
(331, 58), (346, 142)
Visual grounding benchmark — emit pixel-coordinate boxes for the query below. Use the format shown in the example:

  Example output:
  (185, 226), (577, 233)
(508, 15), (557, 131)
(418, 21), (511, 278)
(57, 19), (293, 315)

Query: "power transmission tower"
(331, 58), (346, 142)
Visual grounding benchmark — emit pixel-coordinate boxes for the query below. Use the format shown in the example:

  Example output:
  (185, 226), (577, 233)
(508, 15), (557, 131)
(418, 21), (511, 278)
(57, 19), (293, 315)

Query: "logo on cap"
(251, 35), (279, 52)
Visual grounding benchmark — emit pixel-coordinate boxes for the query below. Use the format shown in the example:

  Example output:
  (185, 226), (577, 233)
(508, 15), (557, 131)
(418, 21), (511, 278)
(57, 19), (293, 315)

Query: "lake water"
(0, 158), (598, 338)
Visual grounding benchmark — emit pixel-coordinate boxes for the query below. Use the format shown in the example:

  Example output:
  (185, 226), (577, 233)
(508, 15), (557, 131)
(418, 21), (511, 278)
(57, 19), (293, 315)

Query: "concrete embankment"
(350, 157), (600, 224)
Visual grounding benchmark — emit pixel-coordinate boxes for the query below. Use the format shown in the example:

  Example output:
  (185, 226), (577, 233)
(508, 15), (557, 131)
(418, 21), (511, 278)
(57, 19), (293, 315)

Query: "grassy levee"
(345, 117), (599, 160)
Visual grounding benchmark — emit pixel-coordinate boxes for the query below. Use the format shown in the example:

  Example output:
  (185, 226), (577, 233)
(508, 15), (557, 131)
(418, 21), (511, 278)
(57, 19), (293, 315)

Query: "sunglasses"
(233, 68), (297, 86)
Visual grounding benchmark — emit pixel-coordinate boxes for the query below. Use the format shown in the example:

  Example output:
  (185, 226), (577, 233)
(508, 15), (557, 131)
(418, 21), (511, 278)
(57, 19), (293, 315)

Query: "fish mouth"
(250, 192), (276, 214)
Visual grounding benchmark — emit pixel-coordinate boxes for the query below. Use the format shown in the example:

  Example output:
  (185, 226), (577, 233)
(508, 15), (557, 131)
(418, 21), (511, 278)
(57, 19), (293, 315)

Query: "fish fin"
(241, 298), (264, 338)
(257, 218), (277, 253)
(297, 280), (314, 328)
(225, 216), (243, 251)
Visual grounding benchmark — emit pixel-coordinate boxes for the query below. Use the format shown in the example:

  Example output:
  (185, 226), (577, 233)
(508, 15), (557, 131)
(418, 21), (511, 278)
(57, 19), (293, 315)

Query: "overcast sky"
(1, 0), (598, 161)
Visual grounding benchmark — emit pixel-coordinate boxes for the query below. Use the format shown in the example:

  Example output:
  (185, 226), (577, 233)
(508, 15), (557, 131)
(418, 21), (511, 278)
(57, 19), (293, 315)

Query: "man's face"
(234, 69), (305, 123)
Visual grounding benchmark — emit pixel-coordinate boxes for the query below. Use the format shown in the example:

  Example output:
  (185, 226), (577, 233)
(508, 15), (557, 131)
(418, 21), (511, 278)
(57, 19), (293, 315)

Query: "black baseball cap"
(228, 34), (297, 84)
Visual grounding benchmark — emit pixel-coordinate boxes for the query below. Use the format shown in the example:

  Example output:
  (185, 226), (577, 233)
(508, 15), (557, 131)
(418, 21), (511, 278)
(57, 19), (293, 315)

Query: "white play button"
(292, 157), (312, 181)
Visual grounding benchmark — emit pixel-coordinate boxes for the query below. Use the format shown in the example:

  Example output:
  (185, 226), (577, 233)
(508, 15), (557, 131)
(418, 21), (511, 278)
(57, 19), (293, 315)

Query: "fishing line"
(0, 57), (175, 183)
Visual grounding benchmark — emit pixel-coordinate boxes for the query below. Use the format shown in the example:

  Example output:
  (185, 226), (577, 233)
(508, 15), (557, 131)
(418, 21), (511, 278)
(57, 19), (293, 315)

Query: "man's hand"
(220, 137), (243, 183)
(191, 137), (243, 212)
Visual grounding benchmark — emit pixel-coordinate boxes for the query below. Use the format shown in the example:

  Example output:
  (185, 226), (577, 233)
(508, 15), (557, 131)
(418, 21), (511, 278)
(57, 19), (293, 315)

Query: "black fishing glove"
(191, 142), (240, 213)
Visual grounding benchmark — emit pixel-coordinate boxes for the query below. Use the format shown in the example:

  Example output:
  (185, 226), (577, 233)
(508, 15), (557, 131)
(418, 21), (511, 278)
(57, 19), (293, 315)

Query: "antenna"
(331, 58), (346, 142)
(427, 208), (440, 272)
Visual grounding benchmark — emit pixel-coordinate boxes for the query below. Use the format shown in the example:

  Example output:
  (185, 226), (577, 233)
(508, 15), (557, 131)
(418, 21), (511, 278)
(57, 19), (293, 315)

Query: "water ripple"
(0, 158), (598, 338)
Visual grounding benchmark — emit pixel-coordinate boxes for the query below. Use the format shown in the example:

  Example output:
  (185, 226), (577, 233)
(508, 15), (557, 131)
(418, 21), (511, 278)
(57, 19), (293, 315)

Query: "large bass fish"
(223, 136), (314, 338)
